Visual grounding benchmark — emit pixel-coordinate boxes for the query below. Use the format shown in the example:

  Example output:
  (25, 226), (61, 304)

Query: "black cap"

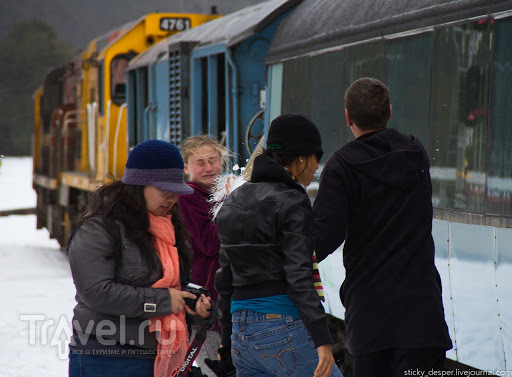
(266, 114), (323, 159)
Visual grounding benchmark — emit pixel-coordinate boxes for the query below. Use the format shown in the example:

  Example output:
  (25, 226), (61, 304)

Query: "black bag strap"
(177, 328), (208, 377)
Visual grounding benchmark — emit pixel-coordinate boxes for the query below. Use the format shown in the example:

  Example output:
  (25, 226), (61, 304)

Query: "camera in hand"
(183, 283), (210, 309)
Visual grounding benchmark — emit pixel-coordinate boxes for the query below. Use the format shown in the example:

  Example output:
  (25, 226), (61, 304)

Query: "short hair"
(344, 77), (391, 131)
(181, 135), (228, 166)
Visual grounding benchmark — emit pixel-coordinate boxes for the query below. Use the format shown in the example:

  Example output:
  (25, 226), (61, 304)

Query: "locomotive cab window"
(111, 54), (136, 106)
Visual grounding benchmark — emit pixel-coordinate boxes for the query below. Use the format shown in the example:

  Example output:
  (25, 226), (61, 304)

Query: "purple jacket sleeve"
(179, 190), (220, 258)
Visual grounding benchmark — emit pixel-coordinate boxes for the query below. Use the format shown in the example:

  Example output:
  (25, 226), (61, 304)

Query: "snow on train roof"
(266, 0), (512, 64)
(128, 0), (300, 70)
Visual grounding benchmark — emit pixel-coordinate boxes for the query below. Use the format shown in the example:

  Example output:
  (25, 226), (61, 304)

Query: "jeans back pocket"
(253, 336), (300, 377)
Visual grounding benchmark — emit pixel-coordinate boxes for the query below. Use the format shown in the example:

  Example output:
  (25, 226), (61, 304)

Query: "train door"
(191, 49), (226, 153)
(126, 69), (137, 148)
(191, 45), (265, 167)
(126, 66), (148, 148)
(145, 61), (158, 140)
(144, 54), (171, 142)
(108, 53), (135, 178)
(128, 66), (148, 146)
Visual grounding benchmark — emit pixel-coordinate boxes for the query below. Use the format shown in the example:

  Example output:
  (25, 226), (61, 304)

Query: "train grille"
(169, 50), (182, 147)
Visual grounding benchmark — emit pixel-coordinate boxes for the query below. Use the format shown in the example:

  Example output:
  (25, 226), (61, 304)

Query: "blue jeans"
(69, 350), (155, 377)
(231, 310), (343, 377)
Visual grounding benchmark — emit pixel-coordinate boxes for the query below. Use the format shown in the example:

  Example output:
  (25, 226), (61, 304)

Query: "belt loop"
(286, 315), (294, 324)
(240, 310), (246, 331)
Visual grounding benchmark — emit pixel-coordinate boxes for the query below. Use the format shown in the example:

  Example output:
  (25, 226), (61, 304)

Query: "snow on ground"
(0, 157), (75, 377)
(0, 157), (39, 210)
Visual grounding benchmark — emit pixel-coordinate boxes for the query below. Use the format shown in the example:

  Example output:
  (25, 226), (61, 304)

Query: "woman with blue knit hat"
(215, 114), (343, 377)
(68, 139), (215, 377)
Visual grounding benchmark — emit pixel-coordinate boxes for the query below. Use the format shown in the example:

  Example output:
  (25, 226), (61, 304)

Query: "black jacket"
(68, 214), (214, 351)
(313, 128), (452, 355)
(68, 215), (171, 349)
(215, 154), (333, 349)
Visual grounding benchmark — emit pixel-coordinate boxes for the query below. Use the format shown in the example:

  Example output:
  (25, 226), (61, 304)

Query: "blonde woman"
(178, 135), (234, 376)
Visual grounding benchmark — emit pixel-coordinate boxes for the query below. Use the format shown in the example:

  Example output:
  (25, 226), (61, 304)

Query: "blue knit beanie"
(121, 139), (193, 194)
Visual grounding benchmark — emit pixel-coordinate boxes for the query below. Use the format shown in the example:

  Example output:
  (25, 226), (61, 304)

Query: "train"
(32, 12), (220, 247)
(33, 0), (512, 373)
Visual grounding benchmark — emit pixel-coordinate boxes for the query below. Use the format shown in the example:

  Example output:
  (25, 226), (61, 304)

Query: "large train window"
(386, 34), (432, 147)
(488, 17), (512, 216)
(309, 51), (346, 161)
(343, 42), (386, 85)
(111, 54), (135, 106)
(429, 20), (491, 212)
(282, 58), (311, 115)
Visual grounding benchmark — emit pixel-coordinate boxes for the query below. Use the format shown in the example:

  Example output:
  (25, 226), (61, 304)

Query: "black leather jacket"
(215, 154), (333, 349)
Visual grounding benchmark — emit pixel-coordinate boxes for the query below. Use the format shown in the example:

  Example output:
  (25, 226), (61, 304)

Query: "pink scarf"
(148, 213), (189, 377)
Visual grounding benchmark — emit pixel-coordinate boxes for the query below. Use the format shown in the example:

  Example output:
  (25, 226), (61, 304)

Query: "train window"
(216, 54), (226, 145)
(488, 17), (512, 216)
(136, 67), (148, 143)
(201, 57), (208, 135)
(429, 21), (491, 212)
(111, 54), (135, 106)
(343, 42), (386, 89)
(339, 41), (386, 147)
(268, 63), (283, 124)
(127, 70), (137, 148)
(98, 62), (104, 115)
(282, 57), (311, 115)
(309, 51), (346, 160)
(386, 34), (433, 147)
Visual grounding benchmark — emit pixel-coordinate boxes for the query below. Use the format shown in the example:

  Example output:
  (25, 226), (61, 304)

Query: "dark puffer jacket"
(68, 215), (173, 350)
(215, 154), (333, 349)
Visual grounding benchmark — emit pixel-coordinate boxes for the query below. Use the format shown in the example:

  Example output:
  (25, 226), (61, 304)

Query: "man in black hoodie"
(313, 77), (452, 377)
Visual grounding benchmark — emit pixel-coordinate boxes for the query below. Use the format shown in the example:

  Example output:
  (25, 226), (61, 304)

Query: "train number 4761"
(160, 18), (191, 31)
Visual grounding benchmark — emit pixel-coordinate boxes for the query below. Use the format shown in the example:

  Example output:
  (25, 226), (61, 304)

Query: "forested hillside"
(0, 0), (267, 50)
(0, 19), (74, 156)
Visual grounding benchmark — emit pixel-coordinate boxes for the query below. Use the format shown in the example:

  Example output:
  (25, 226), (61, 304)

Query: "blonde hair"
(181, 135), (228, 166)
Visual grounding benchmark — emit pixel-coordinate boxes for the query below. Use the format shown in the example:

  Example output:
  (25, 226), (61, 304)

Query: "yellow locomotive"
(33, 13), (220, 246)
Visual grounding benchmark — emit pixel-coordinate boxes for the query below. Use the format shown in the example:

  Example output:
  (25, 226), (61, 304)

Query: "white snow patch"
(0, 157), (76, 377)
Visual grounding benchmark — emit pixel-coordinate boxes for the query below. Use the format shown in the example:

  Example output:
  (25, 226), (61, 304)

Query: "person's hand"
(185, 294), (212, 318)
(168, 287), (196, 314)
(314, 344), (335, 377)
(205, 345), (236, 377)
